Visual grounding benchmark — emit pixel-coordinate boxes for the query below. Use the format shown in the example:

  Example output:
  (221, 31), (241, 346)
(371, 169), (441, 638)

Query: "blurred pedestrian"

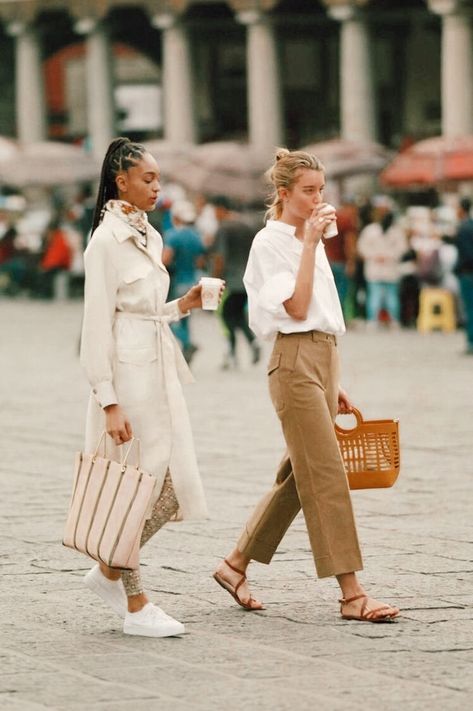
(213, 148), (399, 623)
(35, 216), (72, 298)
(79, 137), (217, 638)
(0, 224), (29, 295)
(399, 235), (420, 328)
(69, 183), (95, 250)
(195, 194), (219, 248)
(455, 197), (473, 354)
(210, 195), (260, 369)
(163, 200), (206, 364)
(358, 204), (407, 329)
(323, 198), (358, 319)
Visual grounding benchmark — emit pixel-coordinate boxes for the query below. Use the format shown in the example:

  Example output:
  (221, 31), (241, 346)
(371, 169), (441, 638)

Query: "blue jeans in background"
(366, 281), (400, 323)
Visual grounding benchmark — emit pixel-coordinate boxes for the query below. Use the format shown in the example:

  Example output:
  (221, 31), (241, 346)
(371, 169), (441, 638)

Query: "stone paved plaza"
(1, 299), (472, 711)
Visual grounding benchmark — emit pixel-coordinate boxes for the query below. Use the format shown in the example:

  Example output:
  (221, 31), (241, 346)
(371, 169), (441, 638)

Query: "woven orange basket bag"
(335, 407), (400, 490)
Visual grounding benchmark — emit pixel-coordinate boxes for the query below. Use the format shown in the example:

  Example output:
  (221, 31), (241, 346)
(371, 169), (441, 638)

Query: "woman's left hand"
(337, 387), (353, 414)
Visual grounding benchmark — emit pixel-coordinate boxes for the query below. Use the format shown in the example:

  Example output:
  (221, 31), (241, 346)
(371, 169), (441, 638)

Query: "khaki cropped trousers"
(237, 330), (363, 578)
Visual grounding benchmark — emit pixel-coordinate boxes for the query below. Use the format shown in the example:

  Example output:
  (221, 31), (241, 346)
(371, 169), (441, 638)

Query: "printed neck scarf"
(105, 200), (149, 242)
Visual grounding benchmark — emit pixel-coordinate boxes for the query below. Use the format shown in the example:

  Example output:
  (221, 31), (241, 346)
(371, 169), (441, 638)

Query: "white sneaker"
(84, 564), (128, 617)
(123, 603), (185, 638)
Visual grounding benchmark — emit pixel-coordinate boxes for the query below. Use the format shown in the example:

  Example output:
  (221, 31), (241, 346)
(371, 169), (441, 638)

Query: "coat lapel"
(105, 211), (168, 275)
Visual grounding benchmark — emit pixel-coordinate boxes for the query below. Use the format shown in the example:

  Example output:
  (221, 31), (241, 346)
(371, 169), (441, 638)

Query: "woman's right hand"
(304, 204), (336, 246)
(104, 404), (133, 445)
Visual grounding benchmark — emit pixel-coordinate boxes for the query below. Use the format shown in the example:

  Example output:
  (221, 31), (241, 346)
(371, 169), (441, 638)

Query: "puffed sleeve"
(245, 239), (296, 314)
(80, 233), (120, 408)
(243, 238), (296, 339)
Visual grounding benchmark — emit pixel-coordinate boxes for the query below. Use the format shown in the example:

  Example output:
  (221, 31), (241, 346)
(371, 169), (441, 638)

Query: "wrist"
(178, 296), (190, 314)
(303, 241), (317, 252)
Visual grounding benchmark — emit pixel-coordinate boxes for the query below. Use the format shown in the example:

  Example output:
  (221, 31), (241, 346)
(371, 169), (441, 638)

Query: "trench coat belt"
(114, 311), (194, 384)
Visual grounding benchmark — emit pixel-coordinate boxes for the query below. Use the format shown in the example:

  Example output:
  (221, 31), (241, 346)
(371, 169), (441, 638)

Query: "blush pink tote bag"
(63, 433), (157, 570)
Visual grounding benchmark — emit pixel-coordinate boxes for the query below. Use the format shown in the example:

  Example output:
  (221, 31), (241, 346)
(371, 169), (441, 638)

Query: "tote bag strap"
(92, 432), (141, 469)
(121, 437), (141, 470)
(93, 431), (108, 460)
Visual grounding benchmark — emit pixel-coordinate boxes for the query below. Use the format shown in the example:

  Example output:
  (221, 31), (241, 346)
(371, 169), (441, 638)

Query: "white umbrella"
(0, 141), (100, 187)
(142, 139), (192, 179)
(302, 138), (393, 179)
(164, 141), (273, 204)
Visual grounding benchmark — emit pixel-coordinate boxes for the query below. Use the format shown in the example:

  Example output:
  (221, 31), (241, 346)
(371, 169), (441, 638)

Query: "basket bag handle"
(335, 407), (364, 435)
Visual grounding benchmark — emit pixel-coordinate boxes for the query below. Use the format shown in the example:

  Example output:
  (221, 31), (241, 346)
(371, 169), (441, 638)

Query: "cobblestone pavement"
(1, 300), (472, 711)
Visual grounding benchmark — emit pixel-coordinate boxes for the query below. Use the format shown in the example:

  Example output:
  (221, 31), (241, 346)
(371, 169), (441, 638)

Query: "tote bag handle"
(92, 431), (141, 469)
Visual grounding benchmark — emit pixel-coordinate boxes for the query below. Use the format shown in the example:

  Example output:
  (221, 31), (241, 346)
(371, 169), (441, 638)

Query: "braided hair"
(91, 136), (147, 233)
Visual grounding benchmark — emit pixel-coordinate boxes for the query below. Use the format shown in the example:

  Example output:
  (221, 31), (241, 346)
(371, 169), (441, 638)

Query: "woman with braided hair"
(80, 137), (220, 637)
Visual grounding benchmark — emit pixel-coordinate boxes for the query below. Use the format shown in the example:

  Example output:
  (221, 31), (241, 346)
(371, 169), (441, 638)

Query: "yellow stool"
(417, 288), (456, 333)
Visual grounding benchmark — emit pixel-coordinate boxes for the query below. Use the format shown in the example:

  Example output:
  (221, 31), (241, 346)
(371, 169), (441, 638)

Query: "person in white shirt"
(213, 148), (400, 623)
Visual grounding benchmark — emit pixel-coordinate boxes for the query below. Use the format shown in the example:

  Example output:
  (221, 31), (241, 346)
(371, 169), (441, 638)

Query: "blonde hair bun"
(275, 147), (290, 162)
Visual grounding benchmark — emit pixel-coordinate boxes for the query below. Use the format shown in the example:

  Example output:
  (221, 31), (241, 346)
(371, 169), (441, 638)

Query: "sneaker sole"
(123, 623), (186, 638)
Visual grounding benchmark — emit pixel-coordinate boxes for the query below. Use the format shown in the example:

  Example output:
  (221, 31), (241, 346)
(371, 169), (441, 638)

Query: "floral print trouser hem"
(121, 471), (179, 596)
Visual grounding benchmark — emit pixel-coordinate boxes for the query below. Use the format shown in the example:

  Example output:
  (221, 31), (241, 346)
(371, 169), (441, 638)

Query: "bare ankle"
(99, 563), (121, 581)
(127, 592), (149, 613)
(336, 572), (365, 600)
(226, 549), (250, 572)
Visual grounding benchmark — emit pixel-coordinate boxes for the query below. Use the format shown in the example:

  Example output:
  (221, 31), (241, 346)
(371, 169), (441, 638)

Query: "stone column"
(75, 17), (115, 159)
(152, 12), (196, 145)
(429, 0), (473, 137)
(237, 9), (283, 152)
(403, 19), (431, 136)
(328, 3), (377, 143)
(7, 22), (46, 144)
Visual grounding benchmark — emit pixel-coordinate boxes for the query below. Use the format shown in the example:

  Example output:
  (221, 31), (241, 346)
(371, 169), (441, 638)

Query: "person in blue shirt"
(163, 200), (206, 363)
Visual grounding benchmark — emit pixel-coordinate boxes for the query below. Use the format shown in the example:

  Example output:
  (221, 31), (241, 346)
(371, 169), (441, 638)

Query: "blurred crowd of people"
(325, 195), (472, 344)
(2, 183), (473, 359)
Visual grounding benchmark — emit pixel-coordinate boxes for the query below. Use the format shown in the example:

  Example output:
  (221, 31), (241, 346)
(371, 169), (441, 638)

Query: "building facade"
(0, 0), (472, 158)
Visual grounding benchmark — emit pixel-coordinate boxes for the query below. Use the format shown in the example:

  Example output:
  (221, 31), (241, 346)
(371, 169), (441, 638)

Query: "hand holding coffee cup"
(305, 203), (337, 243)
(199, 277), (226, 310)
(318, 203), (338, 239)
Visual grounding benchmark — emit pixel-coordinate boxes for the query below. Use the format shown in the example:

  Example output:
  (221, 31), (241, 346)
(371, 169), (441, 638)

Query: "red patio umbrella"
(380, 135), (473, 188)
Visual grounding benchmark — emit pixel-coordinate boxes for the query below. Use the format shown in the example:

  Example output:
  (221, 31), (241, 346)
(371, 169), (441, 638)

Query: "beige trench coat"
(80, 210), (208, 520)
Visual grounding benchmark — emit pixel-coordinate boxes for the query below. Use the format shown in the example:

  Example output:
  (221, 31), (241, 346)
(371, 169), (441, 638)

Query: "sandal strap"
(234, 576), (246, 595)
(364, 605), (393, 620)
(339, 593), (367, 605)
(224, 558), (247, 579)
(340, 593), (395, 620)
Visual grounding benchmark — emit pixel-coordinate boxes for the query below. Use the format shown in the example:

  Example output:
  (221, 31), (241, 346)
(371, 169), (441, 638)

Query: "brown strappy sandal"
(339, 593), (399, 623)
(213, 559), (264, 611)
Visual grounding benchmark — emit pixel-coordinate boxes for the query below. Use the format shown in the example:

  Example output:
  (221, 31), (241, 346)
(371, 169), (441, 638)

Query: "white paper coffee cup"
(320, 203), (338, 239)
(324, 219), (338, 239)
(200, 277), (224, 310)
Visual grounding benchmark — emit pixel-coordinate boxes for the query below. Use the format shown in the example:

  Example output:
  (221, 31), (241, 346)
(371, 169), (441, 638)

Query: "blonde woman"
(213, 149), (400, 623)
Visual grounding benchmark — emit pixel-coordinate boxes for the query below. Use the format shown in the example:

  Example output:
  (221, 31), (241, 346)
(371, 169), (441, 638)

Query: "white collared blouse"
(243, 219), (346, 341)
